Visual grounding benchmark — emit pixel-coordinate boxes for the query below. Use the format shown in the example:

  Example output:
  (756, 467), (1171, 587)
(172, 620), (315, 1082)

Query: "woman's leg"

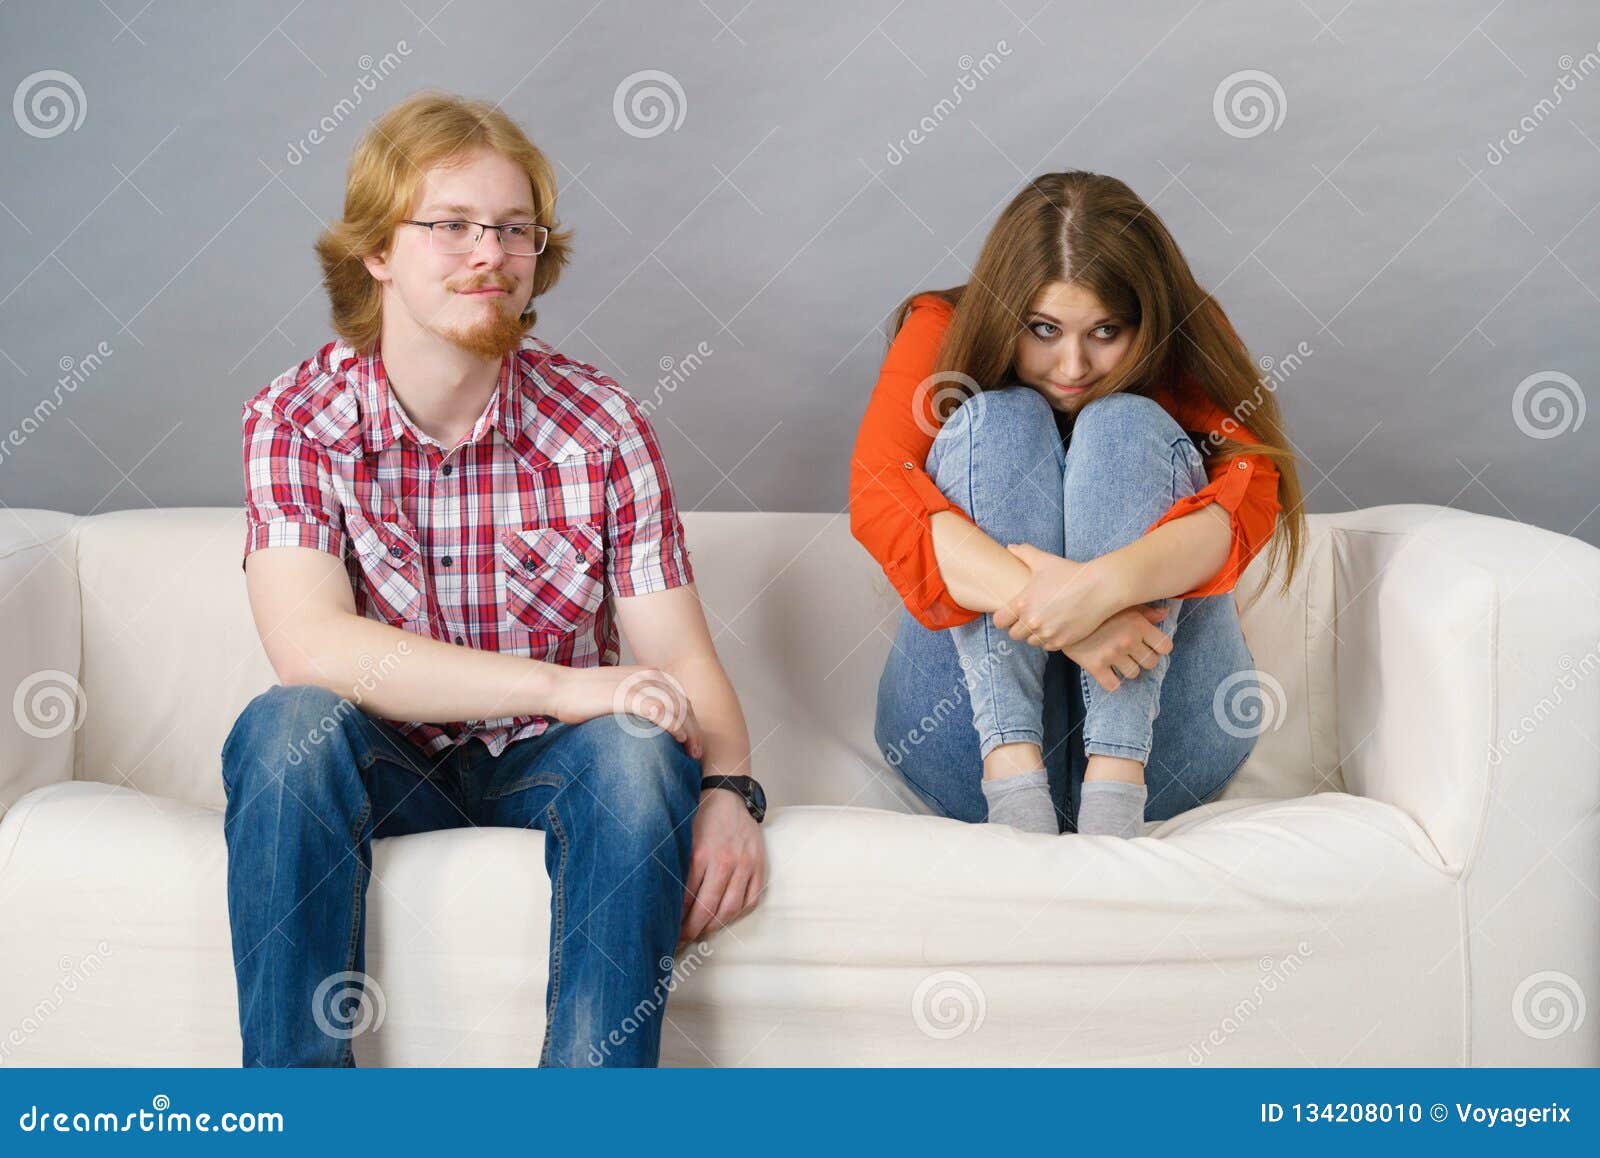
(873, 386), (1073, 828)
(1059, 392), (1262, 833)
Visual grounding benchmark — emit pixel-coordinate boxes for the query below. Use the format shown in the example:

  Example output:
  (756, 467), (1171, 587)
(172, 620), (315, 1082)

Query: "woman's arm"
(1097, 503), (1233, 608)
(928, 509), (1031, 611)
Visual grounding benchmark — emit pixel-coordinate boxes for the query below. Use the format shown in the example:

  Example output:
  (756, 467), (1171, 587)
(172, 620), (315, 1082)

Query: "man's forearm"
(665, 653), (752, 781)
(288, 611), (564, 723)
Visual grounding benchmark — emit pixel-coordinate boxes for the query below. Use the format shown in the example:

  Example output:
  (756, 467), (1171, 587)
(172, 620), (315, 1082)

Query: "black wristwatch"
(700, 775), (766, 824)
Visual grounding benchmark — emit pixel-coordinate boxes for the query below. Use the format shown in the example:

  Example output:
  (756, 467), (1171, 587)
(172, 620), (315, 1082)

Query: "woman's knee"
(927, 386), (1058, 470)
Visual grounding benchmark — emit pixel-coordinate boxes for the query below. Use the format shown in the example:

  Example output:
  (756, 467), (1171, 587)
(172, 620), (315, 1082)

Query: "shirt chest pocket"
(499, 523), (605, 637)
(344, 510), (424, 625)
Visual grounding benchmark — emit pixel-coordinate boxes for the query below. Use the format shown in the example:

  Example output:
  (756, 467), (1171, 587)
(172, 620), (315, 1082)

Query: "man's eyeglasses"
(401, 219), (550, 256)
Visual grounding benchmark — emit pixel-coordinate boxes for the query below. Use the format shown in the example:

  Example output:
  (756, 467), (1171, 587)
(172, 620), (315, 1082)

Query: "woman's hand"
(1061, 605), (1174, 692)
(992, 543), (1126, 652)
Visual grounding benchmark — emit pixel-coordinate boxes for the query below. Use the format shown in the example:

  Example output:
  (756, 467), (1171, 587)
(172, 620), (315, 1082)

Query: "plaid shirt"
(240, 334), (694, 758)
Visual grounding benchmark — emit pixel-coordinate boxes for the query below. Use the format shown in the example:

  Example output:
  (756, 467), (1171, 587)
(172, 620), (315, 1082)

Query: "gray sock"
(981, 769), (1058, 834)
(1076, 779), (1148, 838)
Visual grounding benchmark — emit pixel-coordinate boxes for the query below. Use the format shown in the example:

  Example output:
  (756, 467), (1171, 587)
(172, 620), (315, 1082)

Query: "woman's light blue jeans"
(874, 386), (1262, 832)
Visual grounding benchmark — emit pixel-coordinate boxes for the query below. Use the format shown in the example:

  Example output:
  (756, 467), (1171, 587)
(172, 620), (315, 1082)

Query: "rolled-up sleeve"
(848, 297), (980, 631)
(1145, 447), (1281, 599)
(604, 403), (694, 597)
(241, 400), (345, 570)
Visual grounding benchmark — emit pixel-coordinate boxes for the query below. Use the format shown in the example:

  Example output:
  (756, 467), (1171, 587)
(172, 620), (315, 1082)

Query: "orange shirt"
(848, 294), (1282, 631)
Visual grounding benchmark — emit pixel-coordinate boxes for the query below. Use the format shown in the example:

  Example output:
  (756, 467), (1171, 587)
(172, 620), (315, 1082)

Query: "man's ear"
(361, 249), (391, 284)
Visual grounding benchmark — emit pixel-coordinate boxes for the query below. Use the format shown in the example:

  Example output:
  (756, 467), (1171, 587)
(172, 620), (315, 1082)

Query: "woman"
(849, 170), (1305, 838)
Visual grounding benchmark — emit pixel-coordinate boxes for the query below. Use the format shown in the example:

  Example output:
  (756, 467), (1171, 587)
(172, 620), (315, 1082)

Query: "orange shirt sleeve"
(1145, 391), (1283, 600)
(848, 295), (982, 630)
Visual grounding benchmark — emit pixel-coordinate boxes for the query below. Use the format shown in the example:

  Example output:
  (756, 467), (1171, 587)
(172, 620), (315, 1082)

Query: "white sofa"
(0, 503), (1596, 1066)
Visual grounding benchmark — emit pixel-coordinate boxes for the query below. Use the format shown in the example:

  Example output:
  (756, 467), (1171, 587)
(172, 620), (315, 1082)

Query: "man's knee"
(223, 684), (366, 794)
(560, 715), (701, 831)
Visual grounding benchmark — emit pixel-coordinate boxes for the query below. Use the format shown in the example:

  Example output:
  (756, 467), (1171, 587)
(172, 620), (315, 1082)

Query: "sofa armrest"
(1327, 503), (1600, 1063)
(0, 509), (81, 815)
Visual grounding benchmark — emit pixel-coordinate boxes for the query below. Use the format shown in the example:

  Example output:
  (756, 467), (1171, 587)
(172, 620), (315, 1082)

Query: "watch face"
(746, 779), (767, 810)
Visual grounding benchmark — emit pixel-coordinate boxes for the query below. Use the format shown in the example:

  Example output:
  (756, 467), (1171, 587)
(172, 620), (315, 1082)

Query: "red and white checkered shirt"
(240, 334), (695, 757)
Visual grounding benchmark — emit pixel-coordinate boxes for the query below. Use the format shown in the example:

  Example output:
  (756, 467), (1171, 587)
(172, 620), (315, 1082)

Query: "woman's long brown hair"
(892, 170), (1306, 601)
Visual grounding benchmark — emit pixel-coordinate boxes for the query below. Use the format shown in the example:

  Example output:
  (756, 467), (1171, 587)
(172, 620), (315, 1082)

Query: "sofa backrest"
(59, 508), (1340, 811)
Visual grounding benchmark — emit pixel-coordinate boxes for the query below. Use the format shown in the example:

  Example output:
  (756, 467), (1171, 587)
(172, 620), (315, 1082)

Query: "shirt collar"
(358, 344), (529, 457)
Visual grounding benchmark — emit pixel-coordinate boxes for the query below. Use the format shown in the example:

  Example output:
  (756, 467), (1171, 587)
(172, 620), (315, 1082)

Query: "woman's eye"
(1093, 324), (1120, 340)
(1029, 321), (1059, 340)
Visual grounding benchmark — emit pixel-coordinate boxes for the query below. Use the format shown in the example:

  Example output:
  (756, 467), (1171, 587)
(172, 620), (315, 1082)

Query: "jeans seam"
(538, 802), (569, 1067)
(340, 795), (372, 1069)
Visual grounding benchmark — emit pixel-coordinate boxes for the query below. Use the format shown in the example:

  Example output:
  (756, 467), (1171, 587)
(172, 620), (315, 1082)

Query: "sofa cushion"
(0, 780), (1459, 1066)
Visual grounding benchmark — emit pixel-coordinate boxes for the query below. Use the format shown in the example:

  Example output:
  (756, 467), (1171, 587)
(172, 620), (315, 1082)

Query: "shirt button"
(441, 555), (453, 567)
(1236, 461), (1248, 469)
(388, 545), (403, 559)
(902, 461), (915, 469)
(442, 463), (454, 476)
(453, 635), (463, 645)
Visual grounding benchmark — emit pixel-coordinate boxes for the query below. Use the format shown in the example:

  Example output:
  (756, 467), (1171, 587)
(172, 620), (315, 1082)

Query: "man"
(222, 92), (766, 1068)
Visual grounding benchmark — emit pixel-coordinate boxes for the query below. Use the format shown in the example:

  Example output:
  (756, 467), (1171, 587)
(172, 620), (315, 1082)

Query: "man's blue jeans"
(220, 684), (700, 1067)
(875, 387), (1263, 830)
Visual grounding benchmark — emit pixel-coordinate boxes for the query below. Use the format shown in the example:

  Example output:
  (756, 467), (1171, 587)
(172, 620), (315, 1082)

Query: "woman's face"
(1011, 281), (1138, 413)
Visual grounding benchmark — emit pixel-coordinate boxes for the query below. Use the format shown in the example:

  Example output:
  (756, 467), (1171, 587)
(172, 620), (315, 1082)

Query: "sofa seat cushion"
(0, 781), (1460, 1066)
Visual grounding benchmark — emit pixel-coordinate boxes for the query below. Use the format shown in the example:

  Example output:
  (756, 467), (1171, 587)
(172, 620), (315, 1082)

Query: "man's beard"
(441, 298), (531, 360)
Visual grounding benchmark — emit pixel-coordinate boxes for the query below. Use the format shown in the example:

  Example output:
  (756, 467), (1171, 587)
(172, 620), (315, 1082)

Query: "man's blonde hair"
(314, 91), (573, 352)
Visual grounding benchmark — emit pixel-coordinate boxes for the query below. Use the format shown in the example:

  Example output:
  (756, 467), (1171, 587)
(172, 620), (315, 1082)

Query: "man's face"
(365, 146), (540, 359)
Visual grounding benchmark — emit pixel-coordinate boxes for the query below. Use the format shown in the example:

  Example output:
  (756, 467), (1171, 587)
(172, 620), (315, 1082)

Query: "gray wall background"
(2, 0), (1597, 546)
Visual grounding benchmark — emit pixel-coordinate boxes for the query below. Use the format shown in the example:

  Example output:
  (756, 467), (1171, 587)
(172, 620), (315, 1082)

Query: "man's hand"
(546, 664), (705, 760)
(1061, 605), (1174, 692)
(679, 786), (765, 943)
(992, 542), (1125, 653)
